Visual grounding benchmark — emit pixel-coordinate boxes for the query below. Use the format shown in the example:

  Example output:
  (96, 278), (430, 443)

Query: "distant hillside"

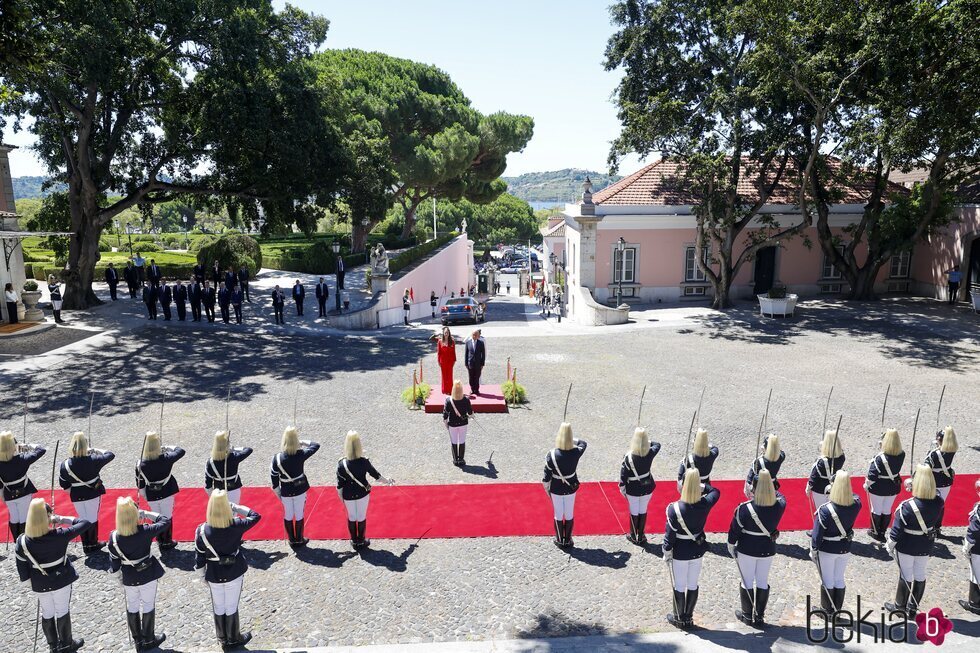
(12, 176), (65, 199)
(502, 169), (621, 204)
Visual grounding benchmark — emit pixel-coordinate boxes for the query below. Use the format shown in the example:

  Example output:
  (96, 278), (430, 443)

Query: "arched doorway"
(968, 235), (980, 295)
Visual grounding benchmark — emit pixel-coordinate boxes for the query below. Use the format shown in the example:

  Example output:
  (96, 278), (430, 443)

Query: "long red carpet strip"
(2, 475), (976, 542)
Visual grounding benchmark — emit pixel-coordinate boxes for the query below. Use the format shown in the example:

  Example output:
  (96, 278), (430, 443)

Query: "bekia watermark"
(806, 595), (954, 645)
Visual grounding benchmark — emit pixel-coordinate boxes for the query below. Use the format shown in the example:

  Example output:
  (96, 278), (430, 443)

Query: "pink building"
(546, 160), (980, 324)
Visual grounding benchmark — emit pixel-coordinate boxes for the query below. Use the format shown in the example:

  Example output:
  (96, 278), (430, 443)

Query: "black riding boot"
(553, 520), (563, 547)
(754, 588), (769, 625)
(41, 617), (58, 653)
(213, 614), (227, 647)
(563, 518), (574, 547)
(885, 578), (911, 615)
(868, 513), (885, 542)
(56, 613), (84, 652)
(347, 520), (357, 547)
(293, 519), (308, 548)
(224, 612), (252, 650)
(357, 520), (370, 548)
(158, 523), (177, 551)
(736, 586), (754, 625)
(458, 442), (465, 466)
(667, 590), (688, 628)
(126, 612), (141, 650)
(83, 521), (105, 554)
(450, 444), (459, 465)
(817, 585), (834, 616)
(909, 580), (926, 617)
(284, 519), (295, 545)
(834, 587), (846, 612)
(626, 514), (639, 545)
(684, 588), (699, 626)
(959, 582), (980, 614)
(141, 610), (166, 650)
(636, 513), (648, 544)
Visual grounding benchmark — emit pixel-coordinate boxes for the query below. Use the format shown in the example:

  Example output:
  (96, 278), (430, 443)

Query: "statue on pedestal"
(370, 243), (389, 275)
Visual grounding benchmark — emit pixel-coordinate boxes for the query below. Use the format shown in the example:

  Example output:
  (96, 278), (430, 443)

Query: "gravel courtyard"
(1, 294), (978, 651)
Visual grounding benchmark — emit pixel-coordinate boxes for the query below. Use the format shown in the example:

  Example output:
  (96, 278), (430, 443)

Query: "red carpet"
(424, 384), (508, 414)
(2, 475), (975, 542)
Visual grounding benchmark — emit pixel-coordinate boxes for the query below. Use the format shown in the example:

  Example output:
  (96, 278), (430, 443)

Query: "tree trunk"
(400, 202), (418, 240)
(845, 263), (881, 301)
(351, 223), (368, 253)
(710, 265), (733, 309)
(63, 198), (103, 310)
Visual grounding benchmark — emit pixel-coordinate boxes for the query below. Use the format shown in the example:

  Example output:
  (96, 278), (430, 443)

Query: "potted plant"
(758, 285), (798, 318)
(21, 279), (44, 322)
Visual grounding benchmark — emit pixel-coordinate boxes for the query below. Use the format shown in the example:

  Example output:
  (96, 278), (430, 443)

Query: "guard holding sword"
(270, 427), (319, 549)
(806, 429), (845, 509)
(135, 433), (185, 551)
(442, 380), (474, 467)
(676, 428), (718, 492)
(337, 431), (395, 550)
(923, 426), (957, 537)
(959, 480), (980, 615)
(864, 428), (905, 543)
(58, 431), (114, 554)
(205, 431), (253, 505)
(0, 430), (46, 541)
(619, 427), (660, 546)
(809, 471), (861, 619)
(542, 423), (587, 549)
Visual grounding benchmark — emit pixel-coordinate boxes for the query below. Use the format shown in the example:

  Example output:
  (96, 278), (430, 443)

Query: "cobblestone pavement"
(0, 295), (978, 651)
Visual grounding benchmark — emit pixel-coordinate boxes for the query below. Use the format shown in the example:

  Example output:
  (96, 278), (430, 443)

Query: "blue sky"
(3, 1), (645, 181)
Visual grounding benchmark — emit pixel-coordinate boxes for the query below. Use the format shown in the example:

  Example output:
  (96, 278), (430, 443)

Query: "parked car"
(441, 297), (486, 325)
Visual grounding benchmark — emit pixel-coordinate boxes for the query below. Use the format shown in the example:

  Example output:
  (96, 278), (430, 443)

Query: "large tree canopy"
(315, 49), (534, 243)
(0, 0), (349, 307)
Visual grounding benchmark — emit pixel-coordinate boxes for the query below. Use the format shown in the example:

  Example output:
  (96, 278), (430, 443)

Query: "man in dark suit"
(173, 280), (188, 321)
(211, 261), (222, 285)
(464, 329), (486, 397)
(123, 261), (138, 298)
(237, 265), (251, 302)
(292, 279), (305, 316)
(193, 262), (206, 285)
(231, 285), (244, 324)
(189, 279), (203, 322)
(315, 277), (329, 317)
(224, 267), (237, 292)
(217, 284), (231, 323)
(104, 263), (119, 300)
(336, 256), (345, 290)
(202, 280), (216, 322)
(159, 281), (173, 320)
(142, 283), (158, 320)
(272, 285), (285, 325)
(147, 259), (162, 287)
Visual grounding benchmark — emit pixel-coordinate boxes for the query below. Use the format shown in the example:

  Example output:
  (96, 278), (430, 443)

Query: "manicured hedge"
(196, 234), (263, 272)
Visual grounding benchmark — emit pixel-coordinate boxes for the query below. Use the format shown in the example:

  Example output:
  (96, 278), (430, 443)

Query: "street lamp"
(114, 220), (121, 249)
(125, 222), (134, 257)
(331, 239), (342, 312)
(617, 236), (626, 307)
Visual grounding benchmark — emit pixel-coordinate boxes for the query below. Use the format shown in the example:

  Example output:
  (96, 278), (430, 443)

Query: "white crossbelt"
(109, 533), (151, 567)
(898, 499), (930, 535)
(686, 454), (709, 480)
(875, 453), (897, 480)
(207, 459), (239, 483)
(0, 473), (29, 489)
(930, 451), (952, 477)
(670, 503), (699, 540)
(625, 454), (649, 482)
(736, 502), (770, 537)
(136, 464), (172, 489)
(64, 459), (99, 488)
(341, 459), (369, 491)
(549, 450), (575, 486)
(817, 504), (847, 541)
(16, 536), (66, 576)
(275, 453), (305, 484)
(197, 525), (238, 562)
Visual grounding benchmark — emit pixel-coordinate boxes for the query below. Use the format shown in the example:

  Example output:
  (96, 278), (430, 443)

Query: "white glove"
(903, 478), (913, 492)
(727, 543), (736, 558)
(963, 541), (972, 557)
(863, 481), (870, 491)
(230, 504), (249, 517)
(886, 538), (897, 558)
(662, 548), (673, 563)
(619, 486), (627, 497)
(273, 487), (281, 498)
(809, 548), (818, 562)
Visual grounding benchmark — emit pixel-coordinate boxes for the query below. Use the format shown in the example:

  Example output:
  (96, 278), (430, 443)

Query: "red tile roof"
(593, 158), (907, 206)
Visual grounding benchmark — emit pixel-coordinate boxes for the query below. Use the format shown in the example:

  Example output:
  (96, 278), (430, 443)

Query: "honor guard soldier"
(195, 491), (260, 651)
(108, 497), (170, 651)
(677, 428), (718, 491)
(135, 432), (185, 550)
(664, 469), (721, 628)
(864, 428), (905, 542)
(810, 471), (861, 619)
(542, 423), (587, 548)
(205, 431), (253, 505)
(337, 431), (395, 549)
(728, 469), (785, 627)
(442, 380), (474, 466)
(924, 426), (957, 536)
(959, 480), (980, 615)
(744, 434), (785, 499)
(271, 427), (319, 548)
(885, 464), (944, 617)
(15, 498), (92, 653)
(807, 430), (845, 509)
(619, 427), (660, 546)
(58, 431), (114, 554)
(0, 430), (46, 540)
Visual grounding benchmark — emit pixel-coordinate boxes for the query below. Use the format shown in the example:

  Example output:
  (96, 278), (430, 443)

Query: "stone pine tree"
(756, 0), (978, 300)
(0, 1), (349, 308)
(316, 49), (534, 245)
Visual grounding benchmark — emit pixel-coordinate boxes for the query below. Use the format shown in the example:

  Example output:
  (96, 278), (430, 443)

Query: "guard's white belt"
(628, 472), (651, 482)
(278, 472), (305, 484)
(1, 474), (29, 488)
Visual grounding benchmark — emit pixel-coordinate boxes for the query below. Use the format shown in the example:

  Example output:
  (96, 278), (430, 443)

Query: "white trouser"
(73, 497), (101, 522)
(816, 551), (849, 588)
(344, 496), (370, 521)
(205, 488), (241, 505)
(37, 584), (72, 619)
(448, 425), (467, 445)
(671, 558), (703, 591)
(208, 576), (243, 616)
(124, 580), (158, 614)
(4, 493), (33, 523)
(810, 488), (830, 509)
(868, 493), (898, 515)
(627, 493), (652, 516)
(148, 496), (175, 519)
(937, 486), (951, 501)
(897, 552), (929, 582)
(970, 554), (980, 584)
(736, 553), (774, 590)
(280, 492), (307, 521)
(550, 492), (576, 520)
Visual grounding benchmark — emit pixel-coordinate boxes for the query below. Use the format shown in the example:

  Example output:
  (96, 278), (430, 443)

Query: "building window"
(685, 246), (709, 282)
(822, 248), (844, 280)
(613, 247), (635, 283)
(890, 251), (911, 278)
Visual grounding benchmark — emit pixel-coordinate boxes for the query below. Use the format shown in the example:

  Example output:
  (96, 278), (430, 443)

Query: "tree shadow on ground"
(3, 327), (432, 421)
(686, 298), (980, 371)
(515, 610), (609, 639)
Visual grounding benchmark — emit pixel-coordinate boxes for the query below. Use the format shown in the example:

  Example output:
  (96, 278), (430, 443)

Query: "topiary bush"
(196, 233), (263, 272)
(189, 234), (218, 254)
(131, 242), (162, 253)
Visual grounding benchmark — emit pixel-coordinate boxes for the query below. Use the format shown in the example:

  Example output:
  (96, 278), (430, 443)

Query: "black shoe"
(754, 587), (769, 626)
(885, 578), (911, 616)
(960, 582), (980, 615)
(41, 617), (58, 653)
(140, 610), (166, 651)
(223, 612), (252, 651)
(667, 590), (689, 628)
(126, 612), (141, 650)
(56, 613), (84, 653)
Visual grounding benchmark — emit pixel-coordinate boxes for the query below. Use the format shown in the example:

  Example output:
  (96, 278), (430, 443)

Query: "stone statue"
(371, 243), (389, 274)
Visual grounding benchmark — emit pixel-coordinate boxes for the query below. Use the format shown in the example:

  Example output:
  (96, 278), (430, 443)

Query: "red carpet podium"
(424, 384), (508, 414)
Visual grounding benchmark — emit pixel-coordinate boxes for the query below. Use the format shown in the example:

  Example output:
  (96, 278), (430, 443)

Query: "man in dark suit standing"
(159, 281), (173, 320)
(224, 266), (237, 292)
(189, 279), (203, 322)
(147, 259), (162, 287)
(211, 261), (222, 286)
(123, 261), (138, 298)
(464, 329), (486, 397)
(238, 264), (251, 302)
(231, 285), (244, 324)
(336, 256), (345, 290)
(217, 283), (231, 323)
(193, 262), (206, 285)
(315, 277), (329, 317)
(272, 285), (285, 325)
(104, 263), (119, 300)
(173, 280), (188, 321)
(142, 283), (158, 320)
(202, 280), (216, 322)
(292, 279), (305, 316)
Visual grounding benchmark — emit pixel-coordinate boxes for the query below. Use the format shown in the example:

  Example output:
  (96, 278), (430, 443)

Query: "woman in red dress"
(433, 327), (457, 395)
